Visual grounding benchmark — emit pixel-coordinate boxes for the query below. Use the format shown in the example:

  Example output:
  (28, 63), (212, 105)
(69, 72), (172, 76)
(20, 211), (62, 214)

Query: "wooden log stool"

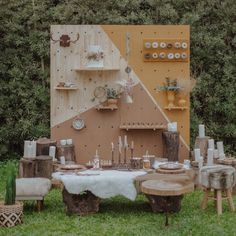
(62, 188), (100, 216)
(200, 165), (236, 215)
(141, 176), (194, 226)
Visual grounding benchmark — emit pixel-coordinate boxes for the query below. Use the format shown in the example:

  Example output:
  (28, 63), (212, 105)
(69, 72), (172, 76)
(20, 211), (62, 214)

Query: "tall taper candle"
(199, 124), (205, 138)
(131, 141), (134, 158)
(207, 148), (214, 166)
(124, 135), (128, 147)
(194, 148), (201, 162)
(208, 139), (214, 150)
(111, 142), (114, 165)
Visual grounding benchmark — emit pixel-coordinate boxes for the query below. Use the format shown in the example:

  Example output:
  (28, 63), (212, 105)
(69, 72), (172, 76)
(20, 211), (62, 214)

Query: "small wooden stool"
(200, 165), (236, 215)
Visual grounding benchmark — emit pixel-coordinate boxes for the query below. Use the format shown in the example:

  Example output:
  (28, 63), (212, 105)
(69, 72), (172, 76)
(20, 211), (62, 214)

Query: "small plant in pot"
(0, 163), (23, 227)
(106, 88), (120, 107)
(157, 77), (182, 108)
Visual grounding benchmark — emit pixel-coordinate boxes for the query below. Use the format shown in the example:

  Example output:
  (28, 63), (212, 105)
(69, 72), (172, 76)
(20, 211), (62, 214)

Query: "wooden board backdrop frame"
(50, 25), (190, 164)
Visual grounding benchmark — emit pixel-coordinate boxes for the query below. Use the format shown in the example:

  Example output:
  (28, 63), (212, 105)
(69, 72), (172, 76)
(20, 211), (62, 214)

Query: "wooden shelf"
(96, 105), (118, 110)
(54, 87), (78, 91)
(119, 125), (166, 131)
(74, 67), (120, 71)
(164, 106), (187, 111)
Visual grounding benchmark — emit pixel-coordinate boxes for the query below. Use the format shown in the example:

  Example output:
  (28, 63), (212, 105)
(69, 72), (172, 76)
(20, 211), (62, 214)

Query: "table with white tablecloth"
(52, 170), (146, 215)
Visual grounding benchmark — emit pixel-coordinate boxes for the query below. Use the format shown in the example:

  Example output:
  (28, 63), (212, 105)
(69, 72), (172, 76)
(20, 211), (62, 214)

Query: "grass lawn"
(1, 162), (236, 236)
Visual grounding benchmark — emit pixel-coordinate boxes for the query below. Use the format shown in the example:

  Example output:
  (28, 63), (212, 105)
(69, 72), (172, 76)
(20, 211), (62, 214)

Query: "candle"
(199, 124), (205, 138)
(124, 135), (128, 147)
(60, 156), (65, 165)
(145, 150), (149, 156)
(208, 139), (214, 150)
(118, 136), (122, 153)
(95, 149), (98, 157)
(198, 156), (203, 184)
(207, 148), (214, 166)
(217, 141), (224, 155)
(49, 146), (56, 161)
(131, 141), (134, 149)
(167, 122), (177, 132)
(167, 123), (172, 132)
(111, 142), (114, 151)
(24, 141), (30, 157)
(213, 149), (219, 159)
(194, 148), (201, 162)
(172, 122), (177, 132)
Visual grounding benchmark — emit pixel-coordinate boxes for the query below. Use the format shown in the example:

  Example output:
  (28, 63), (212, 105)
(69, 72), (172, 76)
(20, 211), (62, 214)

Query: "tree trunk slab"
(62, 188), (100, 216)
(145, 194), (183, 213)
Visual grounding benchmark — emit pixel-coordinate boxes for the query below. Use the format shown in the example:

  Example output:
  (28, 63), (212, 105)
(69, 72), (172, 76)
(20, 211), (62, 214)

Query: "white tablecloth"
(52, 170), (146, 201)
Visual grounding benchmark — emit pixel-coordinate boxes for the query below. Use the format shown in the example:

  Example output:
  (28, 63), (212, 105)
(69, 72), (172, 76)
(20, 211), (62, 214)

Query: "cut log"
(35, 156), (53, 179)
(162, 131), (179, 162)
(194, 136), (210, 162)
(36, 137), (56, 156)
(62, 188), (100, 215)
(57, 145), (76, 163)
(19, 158), (36, 178)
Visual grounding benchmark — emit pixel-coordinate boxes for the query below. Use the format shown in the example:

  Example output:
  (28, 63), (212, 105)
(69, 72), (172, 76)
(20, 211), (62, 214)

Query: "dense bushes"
(0, 0), (235, 160)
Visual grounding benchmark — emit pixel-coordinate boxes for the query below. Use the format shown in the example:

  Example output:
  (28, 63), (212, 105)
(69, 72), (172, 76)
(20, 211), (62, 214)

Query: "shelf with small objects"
(157, 77), (195, 111)
(143, 39), (189, 62)
(54, 82), (78, 91)
(119, 122), (166, 131)
(74, 45), (120, 72)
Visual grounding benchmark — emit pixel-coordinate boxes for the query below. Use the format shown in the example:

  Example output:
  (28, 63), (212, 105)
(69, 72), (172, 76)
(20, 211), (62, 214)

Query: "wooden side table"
(141, 177), (194, 226)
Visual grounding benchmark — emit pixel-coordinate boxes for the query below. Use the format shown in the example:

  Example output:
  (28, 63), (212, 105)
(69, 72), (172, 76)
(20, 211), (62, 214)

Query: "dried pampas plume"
(177, 77), (196, 98)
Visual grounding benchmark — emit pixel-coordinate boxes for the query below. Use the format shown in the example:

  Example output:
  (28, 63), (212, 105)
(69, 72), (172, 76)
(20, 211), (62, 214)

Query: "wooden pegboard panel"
(51, 25), (190, 163)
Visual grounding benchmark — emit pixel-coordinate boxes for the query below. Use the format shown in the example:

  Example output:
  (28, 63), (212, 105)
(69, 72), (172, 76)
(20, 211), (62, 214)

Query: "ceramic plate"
(159, 163), (183, 170)
(72, 117), (85, 130)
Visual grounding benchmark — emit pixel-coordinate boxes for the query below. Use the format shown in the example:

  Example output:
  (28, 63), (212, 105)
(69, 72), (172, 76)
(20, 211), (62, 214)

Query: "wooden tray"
(159, 163), (183, 170)
(60, 164), (86, 170)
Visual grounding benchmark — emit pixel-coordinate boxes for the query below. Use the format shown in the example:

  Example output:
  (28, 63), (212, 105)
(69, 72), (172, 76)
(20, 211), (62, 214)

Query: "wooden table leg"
(216, 190), (222, 215)
(201, 188), (210, 210)
(226, 188), (235, 212)
(36, 200), (44, 212)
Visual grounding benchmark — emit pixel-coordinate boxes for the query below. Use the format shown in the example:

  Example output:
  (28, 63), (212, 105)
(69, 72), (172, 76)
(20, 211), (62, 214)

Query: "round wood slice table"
(141, 177), (194, 226)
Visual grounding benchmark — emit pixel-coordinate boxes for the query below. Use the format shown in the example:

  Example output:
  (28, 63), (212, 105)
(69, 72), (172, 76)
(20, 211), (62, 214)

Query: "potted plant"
(0, 164), (23, 227)
(106, 88), (120, 107)
(157, 77), (182, 108)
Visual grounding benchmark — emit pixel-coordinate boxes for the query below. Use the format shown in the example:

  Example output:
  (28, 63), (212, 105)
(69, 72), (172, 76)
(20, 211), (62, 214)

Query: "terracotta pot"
(178, 98), (187, 107)
(0, 201), (23, 227)
(107, 99), (118, 106)
(166, 90), (176, 108)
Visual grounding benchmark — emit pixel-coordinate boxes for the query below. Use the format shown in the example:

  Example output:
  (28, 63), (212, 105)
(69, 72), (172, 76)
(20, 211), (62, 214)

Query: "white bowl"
(145, 42), (151, 49)
(181, 52), (188, 59)
(175, 42), (181, 48)
(167, 53), (174, 60)
(159, 52), (166, 58)
(160, 42), (166, 48)
(152, 42), (158, 48)
(175, 53), (181, 59)
(152, 52), (158, 59)
(182, 42), (188, 49)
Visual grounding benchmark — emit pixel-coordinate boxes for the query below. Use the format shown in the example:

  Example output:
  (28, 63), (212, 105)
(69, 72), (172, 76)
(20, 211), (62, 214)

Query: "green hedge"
(0, 0), (235, 160)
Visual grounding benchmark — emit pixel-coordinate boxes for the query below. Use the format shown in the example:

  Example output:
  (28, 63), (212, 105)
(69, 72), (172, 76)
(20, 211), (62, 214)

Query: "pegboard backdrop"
(50, 25), (190, 163)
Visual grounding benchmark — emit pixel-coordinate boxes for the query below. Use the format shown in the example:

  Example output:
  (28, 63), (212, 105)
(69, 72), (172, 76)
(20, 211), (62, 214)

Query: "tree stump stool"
(162, 131), (179, 162)
(35, 156), (53, 179)
(57, 144), (76, 163)
(19, 158), (36, 178)
(141, 178), (194, 226)
(36, 137), (56, 156)
(200, 165), (236, 215)
(62, 188), (100, 216)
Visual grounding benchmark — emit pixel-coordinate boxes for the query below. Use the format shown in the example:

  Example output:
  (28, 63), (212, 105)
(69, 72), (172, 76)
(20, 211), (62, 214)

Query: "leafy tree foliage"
(0, 0), (235, 159)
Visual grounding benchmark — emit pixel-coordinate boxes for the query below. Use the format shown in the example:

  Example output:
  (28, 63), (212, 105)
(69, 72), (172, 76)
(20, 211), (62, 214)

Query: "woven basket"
(0, 201), (23, 227)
